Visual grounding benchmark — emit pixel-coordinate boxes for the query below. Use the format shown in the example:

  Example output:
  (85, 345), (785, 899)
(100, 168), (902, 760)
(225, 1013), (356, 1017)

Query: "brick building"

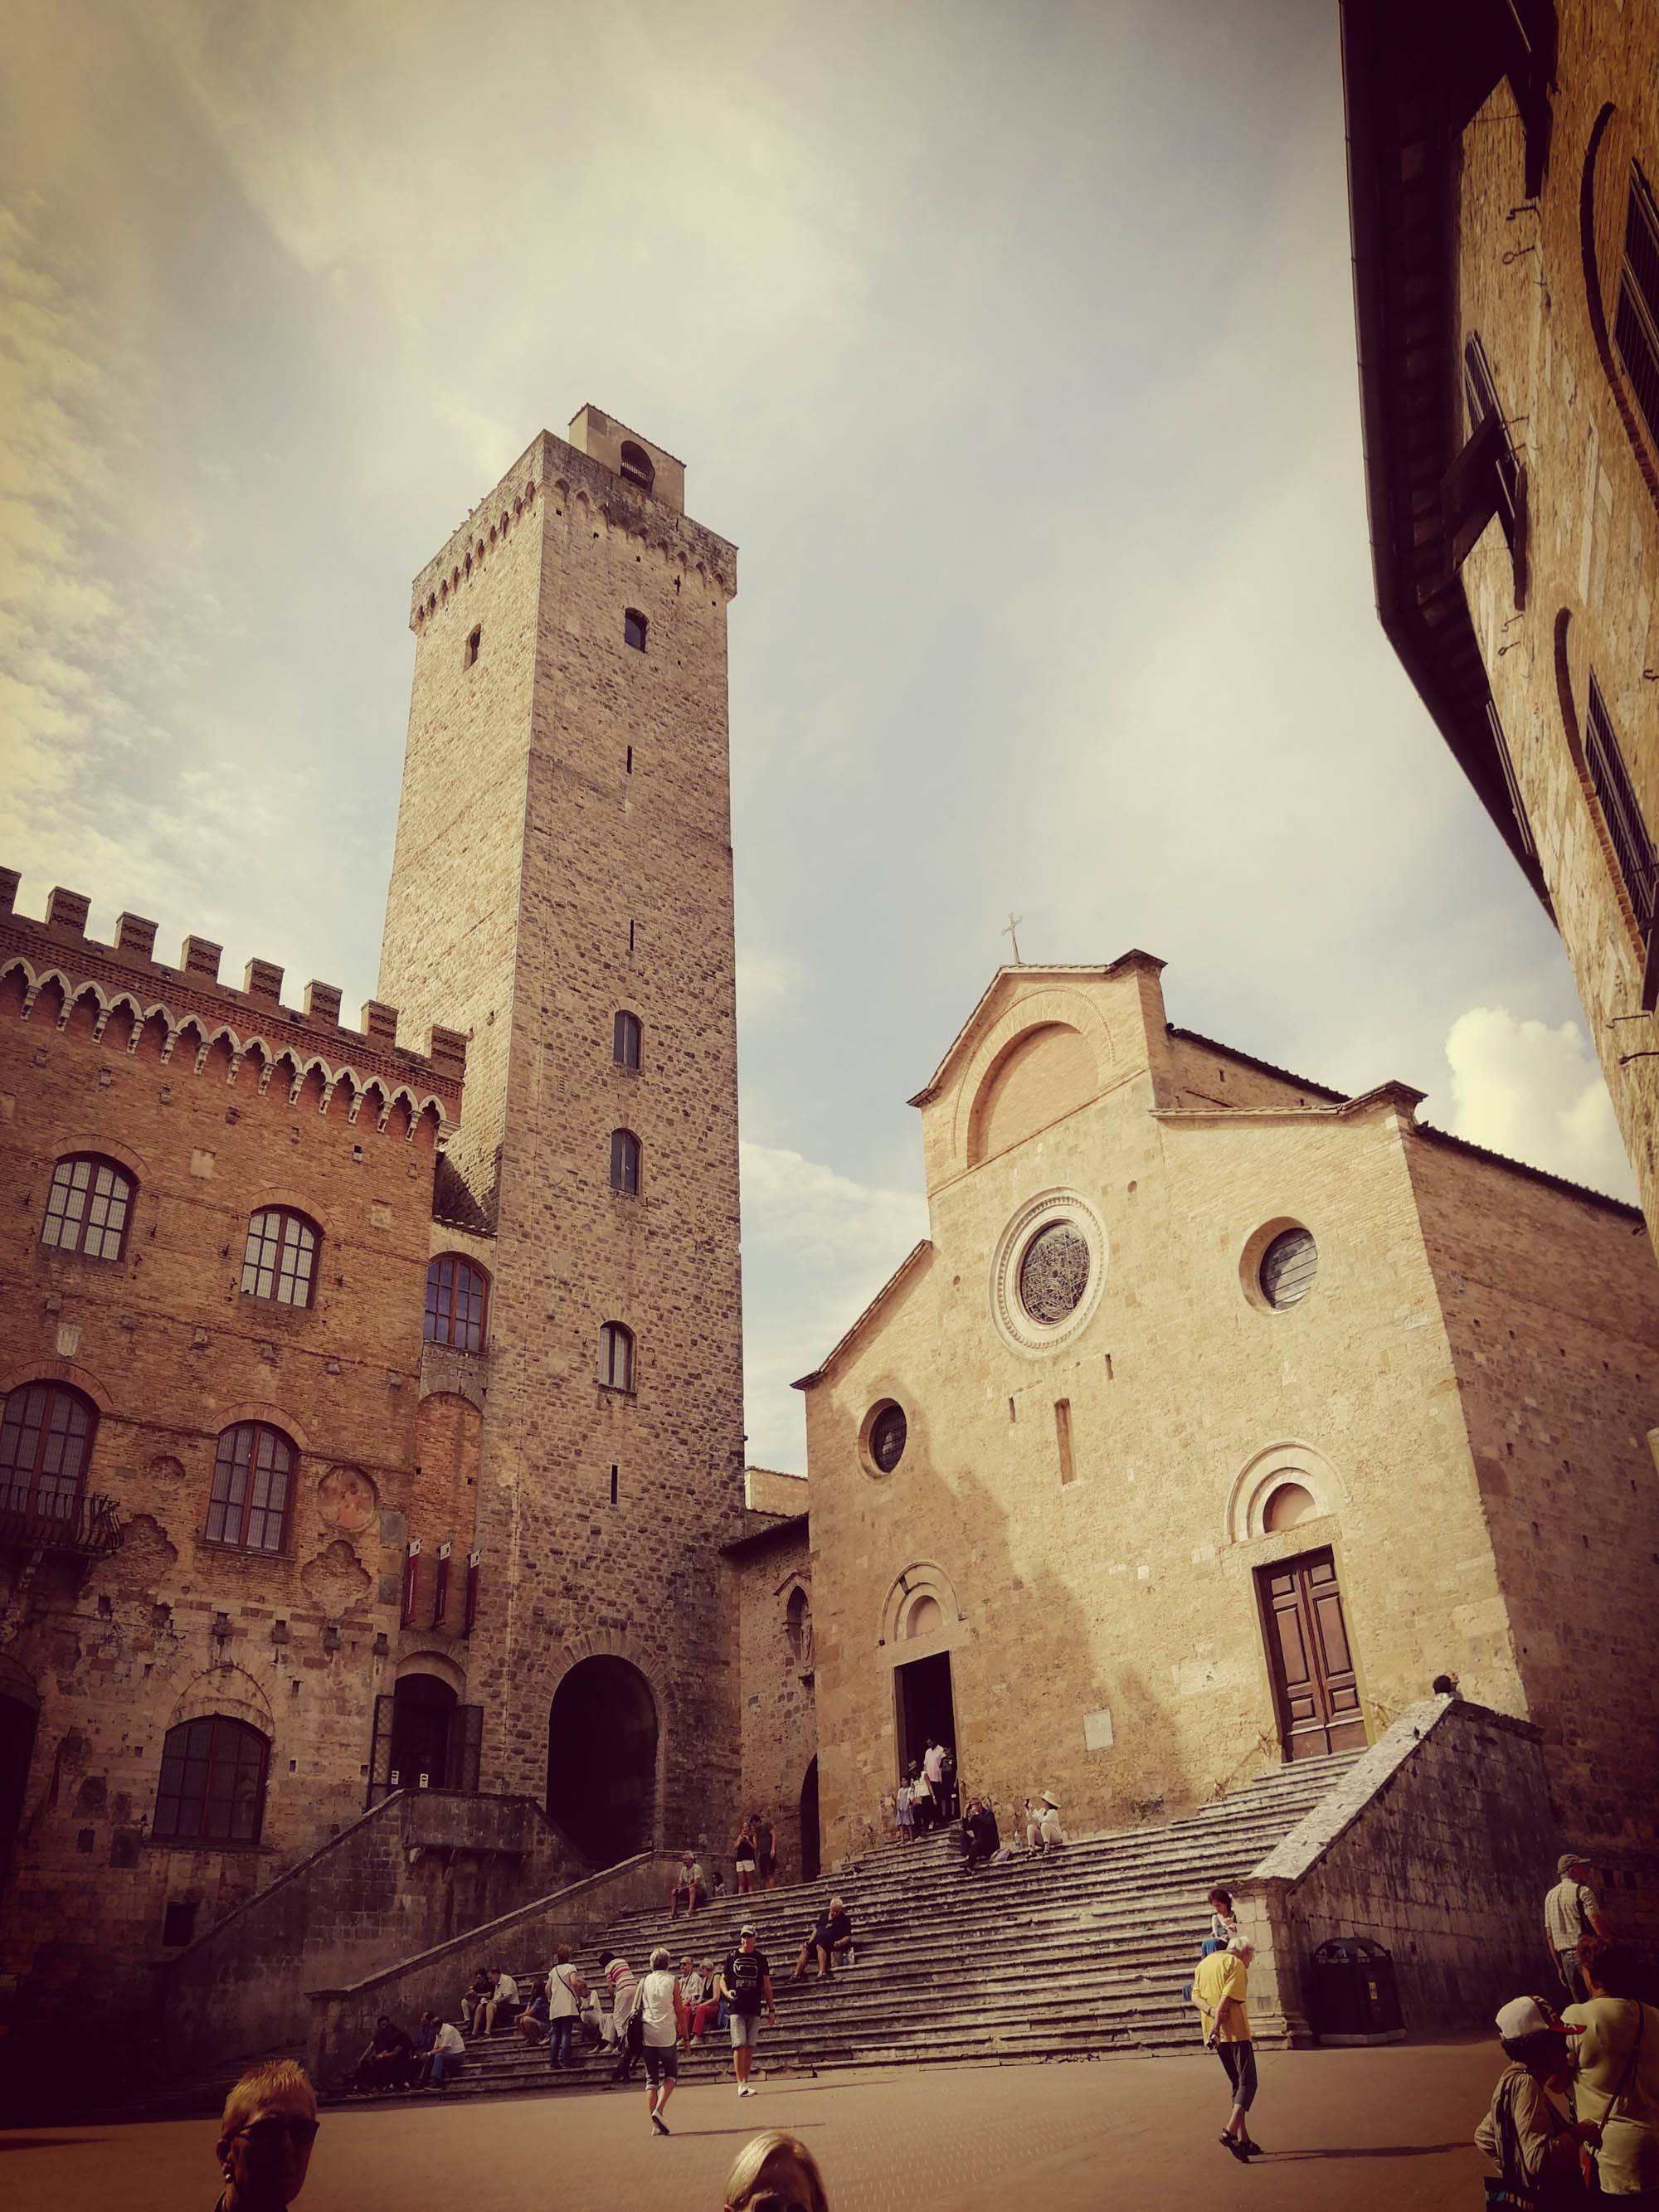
(1342, 0), (1659, 1231)
(795, 958), (1659, 1884)
(0, 406), (752, 2025)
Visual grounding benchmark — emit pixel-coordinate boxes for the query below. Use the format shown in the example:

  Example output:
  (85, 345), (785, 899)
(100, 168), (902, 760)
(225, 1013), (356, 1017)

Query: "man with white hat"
(1544, 1853), (1608, 2006)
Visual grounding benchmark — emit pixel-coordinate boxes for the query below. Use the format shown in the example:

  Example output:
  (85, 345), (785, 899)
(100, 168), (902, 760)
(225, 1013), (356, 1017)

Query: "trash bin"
(1307, 1936), (1405, 2044)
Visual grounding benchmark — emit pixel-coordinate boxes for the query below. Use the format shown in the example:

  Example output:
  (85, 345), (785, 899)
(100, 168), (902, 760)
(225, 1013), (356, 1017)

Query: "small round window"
(1259, 1227), (1318, 1310)
(867, 1402), (907, 1475)
(1018, 1221), (1090, 1325)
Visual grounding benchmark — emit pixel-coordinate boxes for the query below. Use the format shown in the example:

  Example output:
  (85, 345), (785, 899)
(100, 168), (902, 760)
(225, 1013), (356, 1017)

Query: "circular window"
(867, 1402), (907, 1474)
(1018, 1221), (1090, 1325)
(1259, 1227), (1318, 1310)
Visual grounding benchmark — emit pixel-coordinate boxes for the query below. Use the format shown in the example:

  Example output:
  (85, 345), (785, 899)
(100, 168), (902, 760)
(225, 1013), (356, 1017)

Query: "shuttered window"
(1615, 163), (1659, 451)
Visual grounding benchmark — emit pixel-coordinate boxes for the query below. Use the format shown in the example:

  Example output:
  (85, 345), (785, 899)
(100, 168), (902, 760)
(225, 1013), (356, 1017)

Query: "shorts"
(735, 1858), (757, 1875)
(1216, 2041), (1257, 2111)
(643, 2043), (679, 2084)
(729, 2010), (764, 2048)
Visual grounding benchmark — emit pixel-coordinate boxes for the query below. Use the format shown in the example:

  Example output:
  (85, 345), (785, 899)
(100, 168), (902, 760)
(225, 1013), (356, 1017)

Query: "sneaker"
(739, 2083), (757, 2096)
(651, 2110), (669, 2135)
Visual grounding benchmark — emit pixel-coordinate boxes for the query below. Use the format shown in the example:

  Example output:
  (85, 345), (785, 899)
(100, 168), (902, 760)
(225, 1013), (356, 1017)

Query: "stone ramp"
(341, 1754), (1362, 2102)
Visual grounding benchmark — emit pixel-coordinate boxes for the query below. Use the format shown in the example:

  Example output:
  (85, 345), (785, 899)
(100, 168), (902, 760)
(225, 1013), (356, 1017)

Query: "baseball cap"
(740, 1922), (757, 1937)
(1496, 1996), (1583, 2039)
(1557, 1851), (1589, 1876)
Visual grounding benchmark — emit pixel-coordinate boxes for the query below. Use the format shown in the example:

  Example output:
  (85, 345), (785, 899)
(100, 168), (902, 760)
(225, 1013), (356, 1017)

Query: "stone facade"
(725, 1468), (815, 1881)
(1345, 0), (1659, 1237)
(377, 410), (747, 1859)
(796, 958), (1659, 1881)
(0, 882), (462, 2020)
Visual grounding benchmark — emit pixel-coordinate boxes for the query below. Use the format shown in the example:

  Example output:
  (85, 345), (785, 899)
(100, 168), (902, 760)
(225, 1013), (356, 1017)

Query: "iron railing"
(0, 1489), (124, 1560)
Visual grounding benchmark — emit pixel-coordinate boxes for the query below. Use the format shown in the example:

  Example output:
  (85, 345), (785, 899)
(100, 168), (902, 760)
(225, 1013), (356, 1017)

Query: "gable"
(968, 1023), (1099, 1164)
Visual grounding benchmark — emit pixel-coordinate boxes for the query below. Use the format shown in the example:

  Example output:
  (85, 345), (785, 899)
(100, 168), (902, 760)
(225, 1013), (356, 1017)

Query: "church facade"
(796, 958), (1659, 1875)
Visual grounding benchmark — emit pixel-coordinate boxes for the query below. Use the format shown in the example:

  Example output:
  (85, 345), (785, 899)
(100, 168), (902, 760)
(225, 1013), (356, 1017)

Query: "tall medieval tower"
(378, 408), (744, 1860)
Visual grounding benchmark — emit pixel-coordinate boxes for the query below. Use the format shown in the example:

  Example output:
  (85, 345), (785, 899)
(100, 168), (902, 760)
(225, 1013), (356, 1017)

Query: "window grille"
(206, 1422), (294, 1553)
(598, 1321), (635, 1393)
(153, 1715), (270, 1843)
(610, 1128), (640, 1196)
(0, 1383), (95, 1519)
(869, 1403), (907, 1473)
(1615, 163), (1659, 451)
(241, 1208), (319, 1306)
(41, 1155), (134, 1262)
(425, 1254), (489, 1353)
(1259, 1228), (1319, 1310)
(1585, 673), (1657, 942)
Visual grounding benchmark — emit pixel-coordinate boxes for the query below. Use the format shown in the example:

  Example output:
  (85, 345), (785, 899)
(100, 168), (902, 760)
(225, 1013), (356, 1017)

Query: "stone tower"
(379, 407), (744, 1860)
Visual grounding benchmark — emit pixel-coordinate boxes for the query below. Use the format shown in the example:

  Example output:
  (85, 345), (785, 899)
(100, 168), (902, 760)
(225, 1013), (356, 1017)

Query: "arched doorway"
(546, 1656), (658, 1865)
(799, 1757), (820, 1882)
(388, 1674), (458, 1790)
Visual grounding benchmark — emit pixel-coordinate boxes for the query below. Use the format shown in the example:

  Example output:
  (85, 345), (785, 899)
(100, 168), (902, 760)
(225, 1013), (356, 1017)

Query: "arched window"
(41, 1155), (134, 1262)
(619, 440), (654, 492)
(598, 1321), (635, 1393)
(613, 1009), (642, 1070)
(153, 1715), (270, 1843)
(610, 1129), (641, 1197)
(206, 1422), (294, 1553)
(624, 608), (648, 652)
(425, 1254), (489, 1354)
(0, 1383), (96, 1519)
(241, 1208), (319, 1307)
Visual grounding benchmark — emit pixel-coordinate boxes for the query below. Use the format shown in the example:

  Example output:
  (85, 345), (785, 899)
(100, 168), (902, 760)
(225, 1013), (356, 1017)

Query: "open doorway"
(547, 1655), (658, 1864)
(894, 1650), (956, 1800)
(799, 1757), (820, 1881)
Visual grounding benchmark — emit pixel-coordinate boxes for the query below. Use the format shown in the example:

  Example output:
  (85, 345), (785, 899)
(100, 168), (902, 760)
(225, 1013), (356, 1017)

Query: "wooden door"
(1258, 1548), (1367, 1759)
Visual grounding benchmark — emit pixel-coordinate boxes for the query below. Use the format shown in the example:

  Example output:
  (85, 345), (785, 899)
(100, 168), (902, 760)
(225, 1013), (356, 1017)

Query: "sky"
(0, 0), (1636, 1472)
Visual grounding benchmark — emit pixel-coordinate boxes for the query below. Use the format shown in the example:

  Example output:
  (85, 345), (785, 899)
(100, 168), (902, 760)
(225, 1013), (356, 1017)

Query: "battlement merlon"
(0, 871), (467, 1111)
(407, 416), (738, 629)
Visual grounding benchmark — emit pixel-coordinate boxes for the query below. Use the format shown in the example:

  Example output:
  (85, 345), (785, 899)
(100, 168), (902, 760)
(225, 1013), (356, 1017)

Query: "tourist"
(460, 1965), (493, 2035)
(411, 2012), (438, 2077)
(1545, 1854), (1609, 2006)
(960, 1796), (1000, 1874)
(1565, 1936), (1659, 2197)
(213, 2058), (319, 2211)
(792, 1896), (853, 1981)
(721, 1922), (776, 2095)
(722, 2130), (830, 2212)
(669, 1850), (706, 1918)
(352, 2015), (414, 2094)
(922, 1738), (946, 1821)
(480, 1963), (518, 2035)
(733, 1817), (759, 1894)
(939, 1743), (957, 1821)
(602, 1951), (641, 2081)
(635, 1944), (689, 2134)
(514, 1976), (551, 2047)
(910, 1763), (935, 1835)
(1203, 1889), (1238, 1957)
(547, 1946), (586, 2070)
(1192, 1937), (1262, 2161)
(756, 1813), (778, 1889)
(1476, 1995), (1601, 2198)
(421, 2018), (466, 2090)
(679, 1956), (706, 2015)
(1025, 1791), (1064, 1853)
(894, 1773), (914, 1845)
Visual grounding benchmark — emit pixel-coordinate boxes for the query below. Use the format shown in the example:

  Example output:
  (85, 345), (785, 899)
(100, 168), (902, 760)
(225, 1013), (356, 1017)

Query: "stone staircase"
(338, 1753), (1361, 2103)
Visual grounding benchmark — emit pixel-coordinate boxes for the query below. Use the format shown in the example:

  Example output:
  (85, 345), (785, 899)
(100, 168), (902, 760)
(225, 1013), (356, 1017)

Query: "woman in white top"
(546, 1944), (586, 2071)
(1566, 1937), (1659, 2200)
(635, 1946), (688, 2134)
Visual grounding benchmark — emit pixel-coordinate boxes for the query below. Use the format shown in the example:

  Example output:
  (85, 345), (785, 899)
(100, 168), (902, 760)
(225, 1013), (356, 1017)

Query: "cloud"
(740, 1139), (929, 1471)
(1442, 1008), (1636, 1202)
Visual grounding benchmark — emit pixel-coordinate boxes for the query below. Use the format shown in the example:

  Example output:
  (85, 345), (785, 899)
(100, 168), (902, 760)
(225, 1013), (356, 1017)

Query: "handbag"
(1581, 2003), (1645, 2199)
(1485, 2071), (1588, 2211)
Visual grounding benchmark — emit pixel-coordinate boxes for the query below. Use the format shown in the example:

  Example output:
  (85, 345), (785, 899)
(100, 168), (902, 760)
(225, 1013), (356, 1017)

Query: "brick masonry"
(725, 1470), (816, 1882)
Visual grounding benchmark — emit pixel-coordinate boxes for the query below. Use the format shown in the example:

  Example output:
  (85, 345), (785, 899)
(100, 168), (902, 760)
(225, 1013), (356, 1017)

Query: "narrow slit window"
(1054, 1398), (1076, 1486)
(610, 1128), (641, 1196)
(610, 1464), (619, 1505)
(465, 625), (481, 668)
(613, 1010), (642, 1070)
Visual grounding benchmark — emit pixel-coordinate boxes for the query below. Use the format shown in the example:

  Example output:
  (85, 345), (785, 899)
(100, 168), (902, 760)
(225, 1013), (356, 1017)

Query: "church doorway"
(894, 1651), (956, 1788)
(389, 1674), (457, 1790)
(799, 1757), (820, 1881)
(1257, 1548), (1367, 1760)
(546, 1656), (658, 1865)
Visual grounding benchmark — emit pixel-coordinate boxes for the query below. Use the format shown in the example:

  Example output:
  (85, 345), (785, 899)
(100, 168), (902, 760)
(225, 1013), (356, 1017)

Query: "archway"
(388, 1673), (458, 1790)
(546, 1656), (658, 1865)
(799, 1757), (820, 1882)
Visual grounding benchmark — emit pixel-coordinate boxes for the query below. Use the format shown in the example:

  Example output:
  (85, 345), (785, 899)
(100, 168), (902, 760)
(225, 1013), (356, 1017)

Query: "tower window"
(598, 1321), (635, 1393)
(465, 625), (481, 668)
(624, 610), (647, 652)
(425, 1254), (489, 1354)
(610, 1128), (641, 1197)
(241, 1208), (319, 1307)
(1615, 162), (1659, 450)
(610, 1464), (619, 1505)
(613, 1010), (642, 1070)
(41, 1155), (135, 1262)
(619, 441), (654, 493)
(1585, 673), (1657, 945)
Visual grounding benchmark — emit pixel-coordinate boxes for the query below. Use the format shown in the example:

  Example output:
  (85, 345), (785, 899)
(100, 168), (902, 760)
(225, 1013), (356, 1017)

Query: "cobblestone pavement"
(4, 2037), (1502, 2212)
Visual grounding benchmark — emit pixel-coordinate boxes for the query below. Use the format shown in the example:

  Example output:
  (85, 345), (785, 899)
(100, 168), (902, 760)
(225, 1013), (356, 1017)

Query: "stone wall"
(0, 887), (460, 2026)
(158, 1789), (582, 2072)
(727, 1506), (816, 1883)
(1238, 1698), (1562, 2039)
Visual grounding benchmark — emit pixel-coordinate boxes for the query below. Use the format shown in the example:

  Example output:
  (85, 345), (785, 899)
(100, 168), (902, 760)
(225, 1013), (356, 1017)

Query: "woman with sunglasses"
(722, 2130), (830, 2212)
(214, 2059), (319, 2210)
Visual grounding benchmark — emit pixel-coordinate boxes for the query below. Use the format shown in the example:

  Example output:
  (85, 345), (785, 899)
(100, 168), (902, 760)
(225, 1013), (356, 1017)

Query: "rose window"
(1018, 1221), (1091, 1325)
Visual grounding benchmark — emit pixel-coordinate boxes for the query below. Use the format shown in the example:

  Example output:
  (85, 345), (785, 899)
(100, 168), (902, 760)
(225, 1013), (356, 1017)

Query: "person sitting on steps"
(792, 1897), (853, 1981)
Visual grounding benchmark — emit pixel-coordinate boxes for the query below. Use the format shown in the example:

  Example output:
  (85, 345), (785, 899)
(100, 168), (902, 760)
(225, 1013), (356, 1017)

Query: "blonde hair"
(216, 2058), (316, 2156)
(650, 1946), (672, 1970)
(723, 2131), (830, 2212)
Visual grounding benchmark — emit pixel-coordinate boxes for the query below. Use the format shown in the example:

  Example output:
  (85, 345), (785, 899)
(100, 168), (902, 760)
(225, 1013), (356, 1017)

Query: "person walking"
(720, 1922), (776, 2095)
(1545, 1854), (1609, 2007)
(634, 1946), (688, 2135)
(1565, 1935), (1659, 2200)
(601, 1952), (640, 2081)
(1192, 1937), (1262, 2161)
(922, 1738), (946, 1821)
(547, 1946), (586, 2071)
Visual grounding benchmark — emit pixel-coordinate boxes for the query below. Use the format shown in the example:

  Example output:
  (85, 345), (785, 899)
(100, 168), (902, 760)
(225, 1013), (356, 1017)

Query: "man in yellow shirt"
(1193, 1938), (1262, 2161)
